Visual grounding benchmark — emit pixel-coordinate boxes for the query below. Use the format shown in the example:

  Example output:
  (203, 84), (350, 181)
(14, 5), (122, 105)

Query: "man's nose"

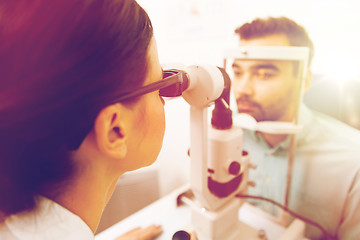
(233, 76), (254, 98)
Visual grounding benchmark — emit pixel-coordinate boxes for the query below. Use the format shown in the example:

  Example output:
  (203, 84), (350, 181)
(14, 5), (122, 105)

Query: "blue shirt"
(239, 104), (360, 239)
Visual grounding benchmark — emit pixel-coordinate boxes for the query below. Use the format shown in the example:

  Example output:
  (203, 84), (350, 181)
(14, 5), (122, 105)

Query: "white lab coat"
(0, 196), (93, 240)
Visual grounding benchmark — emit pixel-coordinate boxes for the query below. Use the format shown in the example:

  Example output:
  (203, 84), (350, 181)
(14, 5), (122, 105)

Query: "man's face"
(232, 34), (301, 122)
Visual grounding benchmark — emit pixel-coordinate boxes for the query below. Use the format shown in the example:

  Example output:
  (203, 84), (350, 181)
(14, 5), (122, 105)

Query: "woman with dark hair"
(0, 0), (167, 239)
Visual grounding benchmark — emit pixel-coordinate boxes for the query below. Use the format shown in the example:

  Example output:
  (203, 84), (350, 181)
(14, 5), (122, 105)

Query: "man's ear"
(93, 104), (129, 159)
(304, 68), (313, 91)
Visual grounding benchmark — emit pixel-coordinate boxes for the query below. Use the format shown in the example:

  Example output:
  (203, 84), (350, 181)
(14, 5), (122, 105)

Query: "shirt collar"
(248, 104), (313, 151)
(5, 196), (94, 240)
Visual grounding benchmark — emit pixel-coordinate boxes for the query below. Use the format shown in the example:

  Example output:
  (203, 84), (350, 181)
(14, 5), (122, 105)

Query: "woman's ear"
(93, 104), (129, 159)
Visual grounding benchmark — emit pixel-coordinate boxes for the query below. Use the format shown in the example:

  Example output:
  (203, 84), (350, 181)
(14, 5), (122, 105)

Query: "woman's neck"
(49, 129), (125, 233)
(50, 169), (119, 233)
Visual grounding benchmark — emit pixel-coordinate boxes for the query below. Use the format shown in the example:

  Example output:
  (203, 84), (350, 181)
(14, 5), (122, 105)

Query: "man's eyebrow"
(231, 62), (241, 69)
(251, 64), (279, 72)
(231, 62), (279, 70)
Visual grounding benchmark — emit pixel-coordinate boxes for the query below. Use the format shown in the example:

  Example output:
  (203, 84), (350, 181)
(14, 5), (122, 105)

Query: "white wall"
(139, 0), (360, 80)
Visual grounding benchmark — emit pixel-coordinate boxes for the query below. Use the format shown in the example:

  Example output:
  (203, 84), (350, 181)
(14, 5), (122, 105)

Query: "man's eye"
(233, 70), (243, 78)
(256, 69), (275, 80)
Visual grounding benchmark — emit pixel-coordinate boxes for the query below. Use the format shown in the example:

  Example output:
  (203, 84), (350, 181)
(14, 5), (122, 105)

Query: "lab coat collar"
(5, 196), (94, 240)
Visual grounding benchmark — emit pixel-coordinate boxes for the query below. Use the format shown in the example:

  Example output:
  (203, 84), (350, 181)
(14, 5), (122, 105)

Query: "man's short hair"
(235, 17), (314, 66)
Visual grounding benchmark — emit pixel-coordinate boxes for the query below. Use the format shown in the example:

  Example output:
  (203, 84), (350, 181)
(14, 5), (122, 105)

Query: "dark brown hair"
(235, 17), (314, 65)
(0, 0), (153, 216)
